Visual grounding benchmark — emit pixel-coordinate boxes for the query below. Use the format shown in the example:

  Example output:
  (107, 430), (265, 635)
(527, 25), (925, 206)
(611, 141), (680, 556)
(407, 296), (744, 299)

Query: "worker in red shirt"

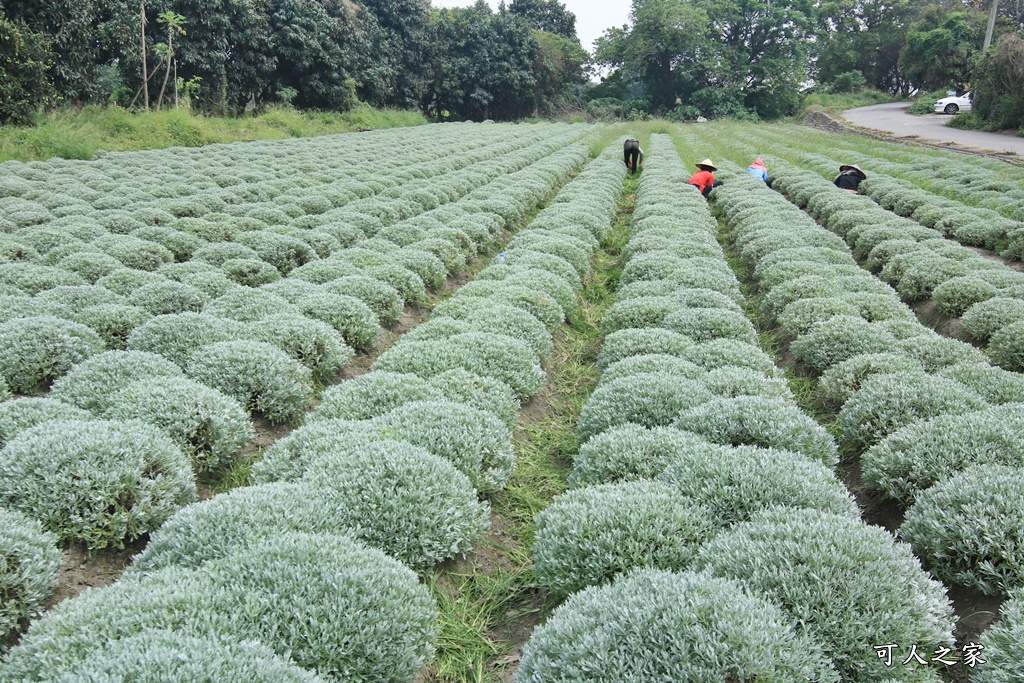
(688, 159), (720, 197)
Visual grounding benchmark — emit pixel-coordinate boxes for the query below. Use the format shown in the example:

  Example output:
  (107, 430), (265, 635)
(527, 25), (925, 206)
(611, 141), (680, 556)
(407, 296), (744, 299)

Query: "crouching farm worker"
(689, 159), (722, 198)
(834, 164), (866, 193)
(624, 138), (644, 174)
(747, 158), (768, 183)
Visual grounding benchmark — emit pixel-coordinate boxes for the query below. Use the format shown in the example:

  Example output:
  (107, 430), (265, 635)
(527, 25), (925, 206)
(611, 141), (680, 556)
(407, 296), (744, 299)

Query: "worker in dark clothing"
(624, 138), (644, 174)
(834, 164), (866, 193)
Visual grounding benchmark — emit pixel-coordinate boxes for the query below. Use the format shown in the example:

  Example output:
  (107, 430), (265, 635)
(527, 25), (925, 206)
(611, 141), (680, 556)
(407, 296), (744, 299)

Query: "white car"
(935, 93), (972, 115)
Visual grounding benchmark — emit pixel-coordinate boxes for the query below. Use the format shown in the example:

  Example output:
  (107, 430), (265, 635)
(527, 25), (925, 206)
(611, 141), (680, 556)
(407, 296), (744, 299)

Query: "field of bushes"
(2, 118), (1024, 682)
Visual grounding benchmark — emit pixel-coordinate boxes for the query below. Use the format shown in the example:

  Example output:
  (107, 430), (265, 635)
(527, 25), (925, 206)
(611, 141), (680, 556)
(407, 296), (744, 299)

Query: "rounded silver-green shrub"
(0, 397), (92, 447)
(791, 315), (899, 371)
(700, 366), (794, 400)
(2, 533), (437, 682)
(0, 419), (195, 550)
(894, 334), (987, 372)
(516, 568), (840, 683)
(50, 630), (327, 683)
(938, 363), (1024, 404)
(599, 296), (685, 335)
(932, 276), (999, 317)
(126, 312), (247, 368)
(777, 297), (861, 337)
(577, 374), (713, 443)
(569, 424), (716, 488)
(0, 507), (61, 641)
(599, 353), (703, 385)
(105, 376), (254, 472)
(864, 403), (1024, 505)
(75, 302), (153, 349)
(133, 447), (488, 571)
(532, 481), (718, 596)
(658, 443), (859, 526)
(234, 231), (319, 275)
(322, 275), (404, 324)
(314, 371), (444, 422)
(962, 297), (1024, 341)
(50, 349), (183, 414)
(696, 507), (955, 683)
(818, 353), (925, 406)
(838, 372), (989, 447)
(0, 316), (106, 393)
(901, 464), (1024, 595)
(452, 283), (564, 332)
(975, 588), (1024, 683)
(289, 290), (378, 350)
(243, 313), (353, 385)
(96, 267), (169, 296)
(186, 340), (313, 425)
(202, 288), (297, 323)
(675, 396), (838, 467)
(375, 333), (544, 401)
(682, 338), (779, 374)
(35, 284), (123, 309)
(989, 320), (1024, 372)
(660, 307), (757, 345)
(427, 368), (520, 429)
(220, 258), (281, 287)
(377, 400), (514, 493)
(127, 280), (207, 316)
(596, 328), (694, 371)
(430, 301), (550, 359)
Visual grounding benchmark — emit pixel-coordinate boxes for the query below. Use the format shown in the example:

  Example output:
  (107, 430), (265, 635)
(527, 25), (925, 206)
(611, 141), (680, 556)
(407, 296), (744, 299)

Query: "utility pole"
(984, 0), (999, 50)
(141, 2), (149, 110)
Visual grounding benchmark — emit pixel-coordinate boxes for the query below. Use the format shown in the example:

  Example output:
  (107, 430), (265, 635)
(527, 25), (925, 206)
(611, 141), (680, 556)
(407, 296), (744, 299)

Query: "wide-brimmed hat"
(839, 164), (866, 179)
(750, 158), (767, 171)
(696, 158), (718, 172)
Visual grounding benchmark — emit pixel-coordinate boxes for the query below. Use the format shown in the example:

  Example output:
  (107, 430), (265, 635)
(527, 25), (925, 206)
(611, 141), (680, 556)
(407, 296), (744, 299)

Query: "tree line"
(0, 0), (1022, 129)
(0, 0), (587, 124)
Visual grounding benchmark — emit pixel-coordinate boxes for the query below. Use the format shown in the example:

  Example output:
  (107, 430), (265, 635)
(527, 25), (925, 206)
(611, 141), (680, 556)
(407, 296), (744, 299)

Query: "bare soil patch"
(46, 537), (149, 608)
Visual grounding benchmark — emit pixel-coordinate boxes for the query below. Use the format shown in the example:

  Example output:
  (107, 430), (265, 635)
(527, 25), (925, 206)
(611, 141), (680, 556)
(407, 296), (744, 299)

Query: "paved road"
(841, 102), (1024, 157)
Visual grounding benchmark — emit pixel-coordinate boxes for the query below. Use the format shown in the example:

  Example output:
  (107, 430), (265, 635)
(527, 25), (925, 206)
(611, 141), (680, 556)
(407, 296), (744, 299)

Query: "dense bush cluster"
(0, 507), (61, 643)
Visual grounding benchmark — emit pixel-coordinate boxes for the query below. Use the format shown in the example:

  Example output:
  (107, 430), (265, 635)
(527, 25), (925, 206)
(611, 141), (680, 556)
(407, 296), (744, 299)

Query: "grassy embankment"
(800, 90), (902, 118)
(0, 104), (427, 163)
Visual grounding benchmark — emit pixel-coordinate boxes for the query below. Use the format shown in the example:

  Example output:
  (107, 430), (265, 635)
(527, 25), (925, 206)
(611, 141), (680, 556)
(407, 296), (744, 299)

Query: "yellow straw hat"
(696, 159), (718, 172)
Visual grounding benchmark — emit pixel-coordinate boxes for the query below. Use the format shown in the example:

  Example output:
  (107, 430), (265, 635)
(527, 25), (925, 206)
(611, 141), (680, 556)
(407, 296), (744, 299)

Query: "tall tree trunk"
(141, 2), (149, 110)
(157, 31), (172, 109)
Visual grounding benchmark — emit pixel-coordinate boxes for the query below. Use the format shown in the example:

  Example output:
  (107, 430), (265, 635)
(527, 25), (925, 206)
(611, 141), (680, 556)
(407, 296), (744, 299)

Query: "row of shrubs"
(0, 135), (627, 679)
(732, 122), (1024, 264)
(705, 167), (1024, 673)
(764, 157), (1024, 369)
(0, 125), (599, 652)
(518, 135), (957, 683)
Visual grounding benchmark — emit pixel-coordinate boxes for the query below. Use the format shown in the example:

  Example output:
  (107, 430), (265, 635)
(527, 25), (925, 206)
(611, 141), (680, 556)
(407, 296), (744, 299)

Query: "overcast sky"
(430, 0), (633, 55)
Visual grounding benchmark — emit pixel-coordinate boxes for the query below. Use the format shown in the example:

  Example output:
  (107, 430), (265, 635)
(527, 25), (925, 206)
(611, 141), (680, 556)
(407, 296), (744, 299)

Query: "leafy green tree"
(421, 2), (538, 120)
(531, 30), (588, 113)
(0, 13), (55, 123)
(264, 0), (357, 110)
(697, 0), (812, 117)
(898, 5), (984, 91)
(354, 0), (431, 108)
(811, 0), (918, 94)
(2, 0), (132, 102)
(971, 31), (1024, 129)
(509, 0), (577, 39)
(594, 0), (711, 113)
